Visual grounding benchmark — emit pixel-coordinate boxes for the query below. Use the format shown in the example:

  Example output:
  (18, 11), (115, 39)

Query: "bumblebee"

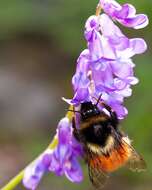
(72, 98), (146, 189)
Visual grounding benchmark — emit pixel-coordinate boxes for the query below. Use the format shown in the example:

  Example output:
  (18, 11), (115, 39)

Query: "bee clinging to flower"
(71, 95), (146, 189)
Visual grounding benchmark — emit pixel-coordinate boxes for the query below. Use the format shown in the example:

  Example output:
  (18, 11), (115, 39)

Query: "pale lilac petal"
(72, 72), (90, 92)
(110, 103), (128, 119)
(86, 16), (98, 29)
(99, 14), (123, 37)
(88, 31), (104, 61)
(120, 14), (149, 29)
(76, 49), (90, 74)
(100, 0), (121, 16)
(129, 38), (147, 54)
(114, 78), (127, 90)
(42, 154), (52, 168)
(65, 156), (83, 183)
(115, 4), (134, 19)
(99, 14), (130, 51)
(100, 0), (149, 29)
(72, 87), (90, 104)
(110, 60), (133, 79)
(123, 4), (136, 16)
(55, 118), (72, 164)
(23, 151), (52, 190)
(127, 77), (139, 85)
(99, 36), (116, 59)
(85, 15), (116, 60)
(118, 86), (132, 97)
(55, 142), (71, 165)
(49, 153), (63, 176)
(116, 38), (147, 59)
(72, 72), (90, 104)
(101, 92), (123, 104)
(85, 15), (99, 41)
(109, 36), (129, 51)
(92, 61), (113, 87)
(23, 163), (44, 190)
(58, 118), (71, 144)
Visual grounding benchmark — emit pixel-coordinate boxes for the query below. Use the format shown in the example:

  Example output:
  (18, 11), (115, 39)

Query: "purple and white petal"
(99, 0), (149, 29)
(23, 150), (52, 190)
(64, 156), (83, 183)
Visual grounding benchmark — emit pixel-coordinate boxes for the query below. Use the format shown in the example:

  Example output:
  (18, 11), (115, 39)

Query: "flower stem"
(1, 108), (72, 190)
(96, 4), (102, 16)
(1, 170), (24, 190)
(1, 136), (58, 190)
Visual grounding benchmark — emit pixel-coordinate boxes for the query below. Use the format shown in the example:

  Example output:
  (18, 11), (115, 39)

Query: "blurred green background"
(0, 0), (151, 190)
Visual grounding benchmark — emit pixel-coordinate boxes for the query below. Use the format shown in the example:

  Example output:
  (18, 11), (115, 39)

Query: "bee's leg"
(72, 116), (81, 142)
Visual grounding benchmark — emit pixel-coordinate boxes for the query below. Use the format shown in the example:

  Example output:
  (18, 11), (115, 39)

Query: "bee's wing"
(126, 146), (147, 172)
(86, 146), (109, 190)
(111, 127), (147, 172)
(88, 162), (109, 190)
(121, 137), (147, 172)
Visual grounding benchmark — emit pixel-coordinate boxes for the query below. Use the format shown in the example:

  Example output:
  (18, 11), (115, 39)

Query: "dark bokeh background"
(0, 0), (151, 189)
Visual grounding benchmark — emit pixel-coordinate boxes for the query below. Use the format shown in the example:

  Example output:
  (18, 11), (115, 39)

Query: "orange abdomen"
(90, 143), (131, 172)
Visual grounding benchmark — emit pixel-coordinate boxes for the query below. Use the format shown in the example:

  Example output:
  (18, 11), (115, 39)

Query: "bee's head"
(81, 102), (100, 120)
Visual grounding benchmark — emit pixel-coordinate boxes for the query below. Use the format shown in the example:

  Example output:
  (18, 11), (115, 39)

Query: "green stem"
(1, 109), (72, 190)
(1, 136), (58, 190)
(1, 170), (24, 190)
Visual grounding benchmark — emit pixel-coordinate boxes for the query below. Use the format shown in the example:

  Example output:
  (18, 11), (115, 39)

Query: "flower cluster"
(23, 0), (148, 189)
(23, 117), (83, 189)
(70, 0), (148, 119)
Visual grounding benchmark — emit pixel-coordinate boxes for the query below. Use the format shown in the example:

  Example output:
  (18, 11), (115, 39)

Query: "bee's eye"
(87, 110), (92, 115)
(82, 110), (91, 119)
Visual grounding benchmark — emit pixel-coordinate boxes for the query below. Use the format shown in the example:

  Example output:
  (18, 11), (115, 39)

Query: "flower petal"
(65, 156), (83, 183)
(23, 153), (50, 190)
(130, 38), (147, 54)
(55, 118), (72, 164)
(121, 14), (149, 29)
(110, 103), (128, 119)
(100, 0), (149, 29)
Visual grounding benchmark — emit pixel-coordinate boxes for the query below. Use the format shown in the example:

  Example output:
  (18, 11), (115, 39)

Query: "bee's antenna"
(95, 93), (102, 106)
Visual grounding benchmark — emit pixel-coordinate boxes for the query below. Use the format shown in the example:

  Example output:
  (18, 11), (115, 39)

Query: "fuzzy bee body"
(72, 101), (146, 189)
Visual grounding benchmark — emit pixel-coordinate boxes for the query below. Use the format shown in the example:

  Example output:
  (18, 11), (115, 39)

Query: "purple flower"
(66, 7), (147, 119)
(99, 0), (149, 29)
(23, 118), (83, 189)
(70, 50), (91, 104)
(84, 14), (147, 62)
(85, 15), (116, 60)
(49, 117), (83, 182)
(69, 11), (147, 119)
(23, 150), (52, 190)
